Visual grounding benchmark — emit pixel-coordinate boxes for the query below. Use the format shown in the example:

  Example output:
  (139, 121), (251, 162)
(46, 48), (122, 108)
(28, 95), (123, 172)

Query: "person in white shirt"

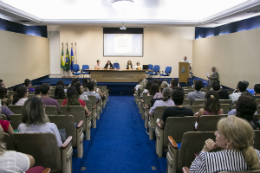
(182, 56), (190, 63)
(12, 86), (28, 105)
(94, 60), (102, 69)
(84, 81), (101, 102)
(229, 81), (247, 103)
(0, 125), (35, 173)
(135, 62), (142, 70)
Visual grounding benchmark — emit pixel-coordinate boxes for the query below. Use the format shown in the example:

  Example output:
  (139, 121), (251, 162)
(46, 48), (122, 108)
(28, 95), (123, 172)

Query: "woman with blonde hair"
(190, 115), (260, 172)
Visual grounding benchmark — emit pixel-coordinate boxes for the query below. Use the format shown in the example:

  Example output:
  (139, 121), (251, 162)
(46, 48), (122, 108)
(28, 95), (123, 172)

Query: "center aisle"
(80, 96), (164, 173)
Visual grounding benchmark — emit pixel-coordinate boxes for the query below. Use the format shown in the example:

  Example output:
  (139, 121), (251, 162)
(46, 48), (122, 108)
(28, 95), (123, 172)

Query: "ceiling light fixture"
(112, 0), (134, 15)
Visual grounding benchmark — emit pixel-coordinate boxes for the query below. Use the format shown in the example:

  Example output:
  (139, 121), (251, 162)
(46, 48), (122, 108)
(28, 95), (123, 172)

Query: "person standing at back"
(207, 66), (219, 87)
(187, 80), (206, 104)
(40, 83), (60, 112)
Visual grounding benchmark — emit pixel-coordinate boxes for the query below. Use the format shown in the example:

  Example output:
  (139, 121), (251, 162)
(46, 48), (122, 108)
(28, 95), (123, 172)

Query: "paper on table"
(207, 72), (209, 77)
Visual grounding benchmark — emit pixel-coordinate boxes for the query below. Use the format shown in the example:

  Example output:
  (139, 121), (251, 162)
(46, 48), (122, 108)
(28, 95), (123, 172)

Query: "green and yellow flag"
(61, 48), (65, 70)
(65, 47), (70, 71)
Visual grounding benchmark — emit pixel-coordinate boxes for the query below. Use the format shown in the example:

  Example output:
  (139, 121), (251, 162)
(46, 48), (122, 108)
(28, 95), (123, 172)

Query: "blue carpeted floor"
(72, 96), (166, 173)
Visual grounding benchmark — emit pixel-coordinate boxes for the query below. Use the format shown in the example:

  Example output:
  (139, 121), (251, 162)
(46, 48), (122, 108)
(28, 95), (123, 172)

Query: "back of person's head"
(237, 81), (247, 92)
(35, 86), (41, 95)
(22, 97), (49, 125)
(54, 85), (66, 99)
(66, 87), (80, 105)
(236, 96), (256, 121)
(157, 80), (162, 87)
(153, 79), (158, 84)
(241, 80), (249, 89)
(83, 78), (90, 88)
(149, 84), (159, 96)
(162, 87), (172, 101)
(87, 81), (95, 91)
(12, 86), (27, 105)
(56, 80), (65, 88)
(0, 126), (6, 155)
(212, 81), (221, 91)
(193, 79), (197, 86)
(71, 78), (80, 87)
(40, 83), (50, 95)
(170, 79), (178, 89)
(217, 115), (260, 170)
(160, 82), (168, 90)
(139, 79), (148, 90)
(75, 83), (83, 95)
(92, 79), (97, 87)
(146, 81), (153, 90)
(13, 85), (19, 92)
(171, 88), (184, 105)
(254, 84), (260, 94)
(138, 79), (142, 84)
(24, 79), (31, 87)
(0, 79), (4, 88)
(174, 86), (184, 92)
(204, 90), (220, 115)
(195, 80), (203, 91)
(0, 87), (7, 99)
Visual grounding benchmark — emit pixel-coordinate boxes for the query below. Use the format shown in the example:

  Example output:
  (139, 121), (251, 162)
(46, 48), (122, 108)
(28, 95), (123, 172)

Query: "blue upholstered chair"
(150, 65), (160, 77)
(72, 64), (82, 77)
(160, 66), (172, 77)
(113, 63), (120, 69)
(146, 64), (153, 74)
(82, 65), (90, 78)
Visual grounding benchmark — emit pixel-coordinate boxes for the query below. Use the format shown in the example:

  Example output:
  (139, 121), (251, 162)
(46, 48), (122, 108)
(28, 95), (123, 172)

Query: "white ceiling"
(0, 0), (260, 27)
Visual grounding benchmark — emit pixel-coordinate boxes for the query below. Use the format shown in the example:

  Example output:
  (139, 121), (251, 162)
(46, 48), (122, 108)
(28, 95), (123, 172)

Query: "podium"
(179, 62), (190, 84)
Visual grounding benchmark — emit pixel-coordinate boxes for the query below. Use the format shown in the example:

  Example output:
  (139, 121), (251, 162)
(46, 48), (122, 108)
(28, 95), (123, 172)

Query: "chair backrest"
(145, 95), (153, 107)
(13, 133), (62, 172)
(220, 104), (231, 114)
(48, 115), (76, 147)
(8, 105), (23, 114)
(153, 65), (160, 73)
(148, 64), (153, 70)
(88, 95), (97, 107)
(0, 114), (7, 120)
(258, 105), (260, 115)
(184, 89), (194, 94)
(177, 131), (216, 172)
(254, 114), (260, 120)
(219, 99), (232, 105)
(84, 100), (92, 113)
(98, 86), (107, 93)
(27, 94), (35, 98)
(113, 63), (120, 69)
(45, 105), (58, 116)
(73, 64), (80, 72)
(183, 99), (191, 106)
(190, 105), (203, 114)
(193, 99), (205, 106)
(164, 116), (197, 144)
(50, 88), (55, 96)
(152, 106), (168, 126)
(255, 99), (260, 106)
(10, 114), (22, 130)
(197, 115), (228, 131)
(254, 130), (260, 151)
(56, 99), (64, 106)
(165, 66), (172, 74)
(3, 132), (15, 150)
(142, 92), (147, 101)
(82, 65), (89, 70)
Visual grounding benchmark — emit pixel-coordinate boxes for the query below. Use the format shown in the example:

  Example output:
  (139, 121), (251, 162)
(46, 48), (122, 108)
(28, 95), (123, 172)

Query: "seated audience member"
(18, 97), (62, 147)
(12, 86), (28, 105)
(212, 81), (229, 99)
(56, 80), (65, 88)
(0, 126), (36, 173)
(84, 81), (101, 102)
(157, 79), (163, 87)
(126, 60), (133, 69)
(170, 79), (178, 90)
(0, 79), (5, 88)
(0, 88), (14, 120)
(153, 79), (158, 84)
(104, 60), (114, 69)
(40, 83), (60, 111)
(141, 81), (153, 97)
(191, 79), (197, 89)
(135, 79), (142, 91)
(253, 84), (260, 99)
(62, 87), (91, 115)
(0, 119), (14, 135)
(94, 59), (102, 69)
(69, 78), (80, 87)
(24, 79), (35, 92)
(92, 79), (106, 101)
(195, 90), (223, 120)
(189, 115), (260, 172)
(149, 88), (175, 116)
(83, 78), (90, 89)
(54, 85), (66, 100)
(187, 80), (205, 104)
(135, 62), (142, 70)
(160, 82), (168, 92)
(75, 83), (88, 101)
(34, 86), (41, 98)
(229, 81), (247, 103)
(150, 83), (163, 99)
(159, 88), (193, 127)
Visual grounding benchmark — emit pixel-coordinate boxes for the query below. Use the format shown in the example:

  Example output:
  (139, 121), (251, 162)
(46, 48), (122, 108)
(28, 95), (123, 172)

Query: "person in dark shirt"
(253, 84), (260, 99)
(212, 81), (229, 99)
(159, 88), (193, 127)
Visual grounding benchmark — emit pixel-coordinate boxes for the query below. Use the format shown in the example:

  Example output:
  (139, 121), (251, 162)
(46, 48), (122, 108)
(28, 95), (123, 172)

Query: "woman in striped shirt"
(190, 115), (260, 173)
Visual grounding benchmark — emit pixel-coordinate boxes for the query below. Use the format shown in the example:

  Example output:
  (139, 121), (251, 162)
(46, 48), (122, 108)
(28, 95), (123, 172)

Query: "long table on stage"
(85, 69), (147, 82)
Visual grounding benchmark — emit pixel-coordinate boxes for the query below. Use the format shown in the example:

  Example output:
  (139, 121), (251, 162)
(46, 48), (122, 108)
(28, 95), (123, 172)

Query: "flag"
(70, 47), (75, 71)
(65, 47), (70, 71)
(61, 48), (65, 70)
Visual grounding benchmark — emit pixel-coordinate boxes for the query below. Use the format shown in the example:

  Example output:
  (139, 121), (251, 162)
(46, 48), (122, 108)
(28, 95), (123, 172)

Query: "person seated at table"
(135, 62), (142, 70)
(104, 60), (113, 69)
(12, 86), (28, 106)
(189, 115), (260, 173)
(126, 60), (133, 69)
(54, 85), (66, 100)
(24, 79), (35, 92)
(34, 86), (41, 98)
(94, 59), (102, 69)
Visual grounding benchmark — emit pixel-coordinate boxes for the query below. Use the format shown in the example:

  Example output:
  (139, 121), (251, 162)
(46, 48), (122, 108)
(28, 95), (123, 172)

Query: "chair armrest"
(76, 120), (83, 129)
(145, 104), (150, 109)
(182, 167), (189, 173)
(92, 105), (96, 109)
(61, 136), (72, 149)
(42, 168), (51, 173)
(168, 136), (178, 149)
(156, 121), (163, 129)
(149, 112), (153, 117)
(86, 112), (91, 117)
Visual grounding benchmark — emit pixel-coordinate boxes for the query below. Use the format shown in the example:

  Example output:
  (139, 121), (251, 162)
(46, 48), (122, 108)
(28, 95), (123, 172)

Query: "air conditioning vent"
(17, 20), (31, 23)
(246, 10), (260, 14)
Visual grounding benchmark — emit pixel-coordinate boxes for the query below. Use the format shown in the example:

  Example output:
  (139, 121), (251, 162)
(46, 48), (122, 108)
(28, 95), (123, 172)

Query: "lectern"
(179, 62), (190, 84)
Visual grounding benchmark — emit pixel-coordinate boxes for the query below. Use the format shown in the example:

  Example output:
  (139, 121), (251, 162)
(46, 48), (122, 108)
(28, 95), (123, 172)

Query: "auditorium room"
(1, 0), (260, 173)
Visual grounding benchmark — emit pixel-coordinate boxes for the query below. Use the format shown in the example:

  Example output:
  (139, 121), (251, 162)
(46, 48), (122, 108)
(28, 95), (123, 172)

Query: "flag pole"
(66, 42), (69, 78)
(71, 43), (73, 78)
(62, 42), (64, 78)
(75, 42), (77, 64)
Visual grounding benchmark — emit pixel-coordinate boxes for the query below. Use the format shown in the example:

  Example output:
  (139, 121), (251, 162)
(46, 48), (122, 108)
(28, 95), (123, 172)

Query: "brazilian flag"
(65, 47), (70, 71)
(61, 48), (65, 70)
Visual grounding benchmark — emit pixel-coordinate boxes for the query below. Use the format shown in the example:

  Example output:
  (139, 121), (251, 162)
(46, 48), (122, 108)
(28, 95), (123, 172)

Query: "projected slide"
(104, 34), (143, 56)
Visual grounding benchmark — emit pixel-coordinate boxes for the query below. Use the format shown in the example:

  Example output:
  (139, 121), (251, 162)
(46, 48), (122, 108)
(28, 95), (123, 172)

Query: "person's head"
(136, 62), (140, 66)
(216, 115), (260, 169)
(71, 78), (80, 87)
(241, 80), (249, 89)
(87, 81), (95, 91)
(0, 87), (7, 99)
(254, 84), (260, 95)
(40, 83), (50, 95)
(92, 79), (97, 88)
(12, 86), (28, 104)
(149, 84), (159, 96)
(171, 88), (184, 105)
(193, 79), (197, 86)
(107, 60), (111, 65)
(54, 85), (66, 99)
(127, 60), (132, 65)
(153, 79), (158, 84)
(211, 66), (216, 72)
(146, 81), (153, 90)
(237, 81), (247, 92)
(13, 85), (19, 92)
(0, 126), (6, 155)
(75, 83), (84, 95)
(157, 79), (162, 87)
(236, 96), (257, 122)
(66, 87), (80, 105)
(162, 87), (172, 101)
(97, 60), (100, 65)
(212, 81), (221, 91)
(22, 97), (49, 125)
(56, 80), (65, 88)
(35, 86), (41, 96)
(184, 56), (187, 61)
(24, 79), (32, 88)
(83, 78), (90, 88)
(138, 79), (142, 84)
(195, 80), (203, 91)
(170, 79), (178, 89)
(204, 90), (221, 115)
(0, 79), (5, 88)
(139, 79), (148, 90)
